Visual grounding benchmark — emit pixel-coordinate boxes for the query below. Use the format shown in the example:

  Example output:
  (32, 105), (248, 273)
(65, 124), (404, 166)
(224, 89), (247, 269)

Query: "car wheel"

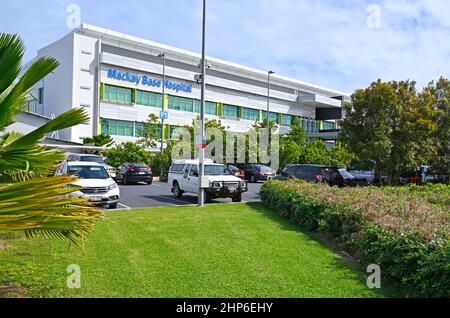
(147, 179), (153, 185)
(123, 175), (129, 185)
(205, 193), (212, 203)
(250, 175), (256, 183)
(173, 182), (183, 199)
(232, 194), (242, 203)
(108, 203), (118, 209)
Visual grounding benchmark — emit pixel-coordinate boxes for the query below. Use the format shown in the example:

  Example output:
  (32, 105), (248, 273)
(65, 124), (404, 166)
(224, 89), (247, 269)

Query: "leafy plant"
(0, 33), (104, 245)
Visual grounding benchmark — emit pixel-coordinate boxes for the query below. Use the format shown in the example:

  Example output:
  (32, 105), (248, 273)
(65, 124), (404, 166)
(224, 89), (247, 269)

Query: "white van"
(168, 160), (248, 203)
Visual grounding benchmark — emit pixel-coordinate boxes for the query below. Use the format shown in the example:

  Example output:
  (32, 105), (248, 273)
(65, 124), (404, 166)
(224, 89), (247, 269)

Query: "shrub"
(260, 180), (450, 297)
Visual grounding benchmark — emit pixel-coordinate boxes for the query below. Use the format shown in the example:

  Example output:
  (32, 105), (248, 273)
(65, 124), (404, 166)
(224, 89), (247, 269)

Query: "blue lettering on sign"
(107, 68), (192, 93)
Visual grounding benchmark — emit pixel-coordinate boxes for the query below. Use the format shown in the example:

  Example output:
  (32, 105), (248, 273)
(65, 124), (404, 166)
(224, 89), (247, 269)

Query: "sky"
(1, 0), (450, 94)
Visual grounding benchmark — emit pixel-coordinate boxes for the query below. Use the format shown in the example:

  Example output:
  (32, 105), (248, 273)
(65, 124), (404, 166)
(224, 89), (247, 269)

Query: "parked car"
(116, 163), (153, 185)
(67, 153), (116, 179)
(227, 164), (245, 179)
(244, 165), (277, 183)
(55, 161), (120, 209)
(276, 164), (355, 187)
(348, 170), (375, 183)
(168, 160), (248, 203)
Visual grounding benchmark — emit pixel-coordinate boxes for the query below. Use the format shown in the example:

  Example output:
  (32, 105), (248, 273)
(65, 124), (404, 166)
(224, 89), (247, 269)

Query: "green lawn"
(0, 203), (396, 298)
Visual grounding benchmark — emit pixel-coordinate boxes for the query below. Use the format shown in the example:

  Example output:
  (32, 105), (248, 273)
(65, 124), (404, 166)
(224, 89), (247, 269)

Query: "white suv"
(55, 161), (120, 209)
(168, 160), (248, 203)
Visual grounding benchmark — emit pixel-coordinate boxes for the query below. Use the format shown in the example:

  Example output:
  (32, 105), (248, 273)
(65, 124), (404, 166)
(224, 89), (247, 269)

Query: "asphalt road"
(116, 181), (263, 209)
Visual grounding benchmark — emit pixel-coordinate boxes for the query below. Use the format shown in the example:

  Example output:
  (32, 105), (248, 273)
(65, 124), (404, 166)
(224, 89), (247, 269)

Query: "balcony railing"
(23, 100), (44, 116)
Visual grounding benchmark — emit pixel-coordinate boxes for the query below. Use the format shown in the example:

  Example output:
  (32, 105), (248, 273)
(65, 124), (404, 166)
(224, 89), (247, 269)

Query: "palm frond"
(0, 175), (105, 246)
(0, 33), (24, 94)
(6, 107), (89, 149)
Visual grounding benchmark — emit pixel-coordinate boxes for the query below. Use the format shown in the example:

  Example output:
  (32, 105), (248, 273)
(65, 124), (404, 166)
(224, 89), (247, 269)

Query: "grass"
(0, 203), (397, 298)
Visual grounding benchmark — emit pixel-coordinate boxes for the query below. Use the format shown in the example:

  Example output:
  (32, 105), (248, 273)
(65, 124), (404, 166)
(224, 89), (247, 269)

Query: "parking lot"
(116, 181), (263, 209)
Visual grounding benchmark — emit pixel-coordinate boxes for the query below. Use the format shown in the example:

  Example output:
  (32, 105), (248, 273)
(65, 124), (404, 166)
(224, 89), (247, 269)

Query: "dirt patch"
(0, 241), (7, 250)
(0, 283), (28, 298)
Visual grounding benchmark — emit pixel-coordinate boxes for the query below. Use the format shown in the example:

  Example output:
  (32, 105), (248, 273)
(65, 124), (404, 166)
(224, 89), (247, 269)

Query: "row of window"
(101, 84), (335, 131)
(101, 118), (160, 138)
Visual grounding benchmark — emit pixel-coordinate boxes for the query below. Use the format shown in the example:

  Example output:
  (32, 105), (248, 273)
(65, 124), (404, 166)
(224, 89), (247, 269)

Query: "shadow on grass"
(242, 202), (401, 298)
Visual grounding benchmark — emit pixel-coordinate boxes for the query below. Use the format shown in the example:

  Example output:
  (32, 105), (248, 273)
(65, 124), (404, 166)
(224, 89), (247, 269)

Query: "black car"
(277, 164), (355, 187)
(227, 165), (245, 179)
(116, 163), (153, 185)
(244, 164), (277, 183)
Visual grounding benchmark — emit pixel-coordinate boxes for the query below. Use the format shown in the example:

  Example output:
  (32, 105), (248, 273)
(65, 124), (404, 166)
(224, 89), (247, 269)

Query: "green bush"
(260, 180), (450, 297)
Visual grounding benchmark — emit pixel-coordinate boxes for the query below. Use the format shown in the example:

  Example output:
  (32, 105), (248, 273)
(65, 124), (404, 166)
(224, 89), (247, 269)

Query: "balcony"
(23, 100), (43, 116)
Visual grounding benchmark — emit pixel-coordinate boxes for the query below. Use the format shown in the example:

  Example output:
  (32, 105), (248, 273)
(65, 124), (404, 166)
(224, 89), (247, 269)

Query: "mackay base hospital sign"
(107, 68), (193, 93)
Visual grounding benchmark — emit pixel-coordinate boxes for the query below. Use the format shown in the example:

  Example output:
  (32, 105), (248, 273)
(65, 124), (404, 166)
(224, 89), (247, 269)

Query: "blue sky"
(1, 0), (450, 93)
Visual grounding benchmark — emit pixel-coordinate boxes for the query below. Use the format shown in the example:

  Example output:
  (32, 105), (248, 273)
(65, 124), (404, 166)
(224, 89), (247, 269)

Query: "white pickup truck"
(168, 160), (248, 203)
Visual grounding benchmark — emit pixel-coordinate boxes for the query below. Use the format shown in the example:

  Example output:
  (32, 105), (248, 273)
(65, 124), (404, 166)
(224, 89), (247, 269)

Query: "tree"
(339, 79), (437, 183)
(0, 33), (103, 245)
(420, 77), (450, 181)
(303, 140), (330, 165)
(83, 134), (114, 147)
(138, 113), (161, 149)
(279, 138), (303, 169)
(104, 142), (152, 168)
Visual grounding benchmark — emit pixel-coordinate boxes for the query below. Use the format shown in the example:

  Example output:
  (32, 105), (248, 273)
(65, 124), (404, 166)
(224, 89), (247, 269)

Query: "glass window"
(136, 90), (163, 108)
(222, 104), (240, 118)
(242, 108), (259, 121)
(103, 85), (133, 104)
(101, 118), (134, 137)
(262, 111), (278, 123)
(194, 100), (218, 115)
(323, 121), (336, 130)
(38, 87), (44, 104)
(168, 96), (193, 112)
(134, 122), (145, 137)
(281, 114), (294, 126)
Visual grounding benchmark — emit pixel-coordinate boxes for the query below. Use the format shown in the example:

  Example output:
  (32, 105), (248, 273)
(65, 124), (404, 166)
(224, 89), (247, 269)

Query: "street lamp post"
(159, 53), (166, 178)
(266, 70), (275, 139)
(198, 0), (207, 207)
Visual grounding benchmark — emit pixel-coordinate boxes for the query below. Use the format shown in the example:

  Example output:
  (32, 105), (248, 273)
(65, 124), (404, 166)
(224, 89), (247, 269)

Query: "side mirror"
(193, 172), (199, 177)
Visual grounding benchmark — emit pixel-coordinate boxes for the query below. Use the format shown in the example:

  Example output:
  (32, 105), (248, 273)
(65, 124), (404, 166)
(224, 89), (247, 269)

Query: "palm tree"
(82, 134), (115, 148)
(0, 33), (104, 245)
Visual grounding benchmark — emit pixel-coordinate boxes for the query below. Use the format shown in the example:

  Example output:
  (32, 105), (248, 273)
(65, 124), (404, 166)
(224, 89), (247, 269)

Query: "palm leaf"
(6, 107), (89, 149)
(0, 33), (24, 95)
(0, 175), (105, 246)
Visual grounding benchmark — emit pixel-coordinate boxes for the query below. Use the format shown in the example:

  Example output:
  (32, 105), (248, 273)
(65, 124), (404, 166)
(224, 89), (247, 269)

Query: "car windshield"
(339, 169), (355, 179)
(204, 165), (231, 176)
(68, 166), (110, 179)
(80, 156), (105, 164)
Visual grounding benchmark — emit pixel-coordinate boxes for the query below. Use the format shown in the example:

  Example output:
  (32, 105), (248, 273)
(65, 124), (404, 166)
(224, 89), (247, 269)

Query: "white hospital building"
(25, 24), (349, 149)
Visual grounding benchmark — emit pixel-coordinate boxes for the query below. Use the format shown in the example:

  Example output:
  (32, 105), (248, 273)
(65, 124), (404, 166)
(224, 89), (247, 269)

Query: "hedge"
(260, 180), (450, 298)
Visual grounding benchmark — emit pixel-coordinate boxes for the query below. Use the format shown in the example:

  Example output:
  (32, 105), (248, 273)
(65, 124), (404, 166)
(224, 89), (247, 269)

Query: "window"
(170, 164), (185, 173)
(101, 118), (134, 137)
(194, 100), (218, 115)
(134, 122), (145, 137)
(262, 111), (278, 123)
(323, 121), (336, 130)
(222, 104), (240, 118)
(189, 165), (199, 177)
(168, 96), (193, 112)
(281, 114), (294, 126)
(242, 108), (259, 121)
(103, 85), (133, 104)
(38, 87), (44, 104)
(136, 90), (163, 108)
